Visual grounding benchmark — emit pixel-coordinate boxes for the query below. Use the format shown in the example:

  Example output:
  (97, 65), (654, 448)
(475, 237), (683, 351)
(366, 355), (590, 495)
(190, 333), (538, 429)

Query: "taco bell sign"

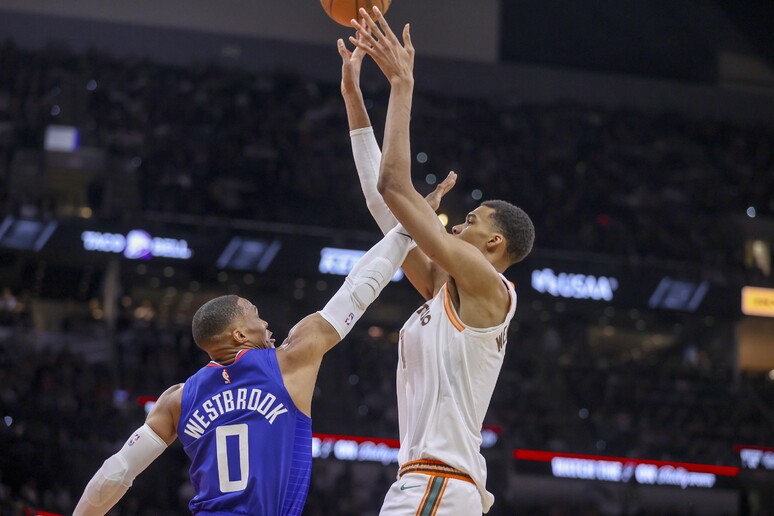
(82, 229), (193, 260)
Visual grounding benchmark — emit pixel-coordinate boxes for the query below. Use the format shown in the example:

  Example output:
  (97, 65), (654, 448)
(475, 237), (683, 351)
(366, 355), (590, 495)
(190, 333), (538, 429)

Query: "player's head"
(452, 200), (534, 271)
(192, 295), (274, 352)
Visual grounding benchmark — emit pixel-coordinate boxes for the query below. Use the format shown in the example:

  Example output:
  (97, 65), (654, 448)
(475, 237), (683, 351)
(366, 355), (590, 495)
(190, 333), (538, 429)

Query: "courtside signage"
(531, 268), (618, 301)
(514, 449), (738, 489)
(312, 433), (400, 465)
(735, 445), (774, 470)
(82, 229), (193, 260)
(648, 277), (709, 312)
(741, 286), (774, 317)
(319, 247), (404, 281)
(311, 428), (501, 466)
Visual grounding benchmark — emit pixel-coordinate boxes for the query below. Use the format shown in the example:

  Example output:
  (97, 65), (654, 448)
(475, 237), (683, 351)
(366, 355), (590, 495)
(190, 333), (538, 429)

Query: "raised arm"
(276, 224), (415, 416)
(338, 33), (396, 233)
(351, 9), (506, 306)
(73, 384), (180, 515)
(338, 34), (448, 299)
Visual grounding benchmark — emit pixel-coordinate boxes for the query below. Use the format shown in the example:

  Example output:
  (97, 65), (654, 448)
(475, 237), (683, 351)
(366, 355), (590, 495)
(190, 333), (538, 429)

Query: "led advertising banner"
(513, 449), (739, 489)
(735, 445), (774, 471)
(741, 287), (774, 318)
(509, 254), (738, 316)
(1, 216), (742, 315)
(0, 216), (58, 251)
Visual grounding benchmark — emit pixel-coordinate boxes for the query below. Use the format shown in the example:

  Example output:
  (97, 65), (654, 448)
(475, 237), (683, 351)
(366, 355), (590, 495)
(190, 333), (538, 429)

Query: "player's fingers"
(438, 171), (457, 193)
(403, 24), (415, 54)
(372, 6), (399, 44)
(358, 8), (384, 41)
(351, 17), (379, 48)
(424, 173), (456, 210)
(348, 35), (376, 58)
(337, 39), (351, 61)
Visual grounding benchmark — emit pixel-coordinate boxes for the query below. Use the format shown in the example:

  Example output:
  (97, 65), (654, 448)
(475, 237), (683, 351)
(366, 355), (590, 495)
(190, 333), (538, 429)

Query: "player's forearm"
(350, 126), (401, 234)
(342, 88), (372, 131)
(74, 469), (129, 516)
(74, 424), (167, 516)
(378, 78), (414, 196)
(318, 225), (413, 345)
(378, 79), (451, 262)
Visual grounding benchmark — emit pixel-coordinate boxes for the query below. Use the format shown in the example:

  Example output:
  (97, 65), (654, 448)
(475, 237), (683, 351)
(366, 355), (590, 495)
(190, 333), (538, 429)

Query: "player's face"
(451, 205), (497, 250)
(238, 298), (275, 349)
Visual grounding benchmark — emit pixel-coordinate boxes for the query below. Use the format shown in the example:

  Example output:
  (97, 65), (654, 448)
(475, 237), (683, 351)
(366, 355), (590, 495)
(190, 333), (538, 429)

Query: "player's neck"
(208, 344), (245, 365)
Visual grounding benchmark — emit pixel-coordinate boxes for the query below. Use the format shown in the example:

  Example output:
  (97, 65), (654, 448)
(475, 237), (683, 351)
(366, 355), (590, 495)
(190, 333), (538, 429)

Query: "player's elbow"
(376, 174), (391, 196)
(101, 455), (133, 488)
(377, 173), (404, 203)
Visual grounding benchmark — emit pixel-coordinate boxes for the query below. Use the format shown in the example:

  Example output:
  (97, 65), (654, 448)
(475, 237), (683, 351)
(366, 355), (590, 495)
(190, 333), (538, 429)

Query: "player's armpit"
(275, 313), (336, 418)
(281, 313), (341, 361)
(401, 248), (445, 301)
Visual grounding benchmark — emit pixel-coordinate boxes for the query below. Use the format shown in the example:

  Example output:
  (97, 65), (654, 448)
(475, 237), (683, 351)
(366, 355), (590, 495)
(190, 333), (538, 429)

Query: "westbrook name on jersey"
(178, 348), (312, 516)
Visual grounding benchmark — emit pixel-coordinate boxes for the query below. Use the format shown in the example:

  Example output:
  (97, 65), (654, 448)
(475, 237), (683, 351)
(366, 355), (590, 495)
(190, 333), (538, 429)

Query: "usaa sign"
(531, 268), (619, 302)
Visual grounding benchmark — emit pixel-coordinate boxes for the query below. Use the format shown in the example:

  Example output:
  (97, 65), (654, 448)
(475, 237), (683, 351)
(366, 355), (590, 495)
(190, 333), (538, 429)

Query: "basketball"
(320, 0), (392, 27)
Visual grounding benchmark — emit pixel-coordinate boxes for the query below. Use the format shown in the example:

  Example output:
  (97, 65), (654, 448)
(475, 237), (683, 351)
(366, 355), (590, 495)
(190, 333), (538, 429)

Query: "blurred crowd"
(1, 38), (773, 515)
(0, 290), (772, 515)
(0, 40), (773, 278)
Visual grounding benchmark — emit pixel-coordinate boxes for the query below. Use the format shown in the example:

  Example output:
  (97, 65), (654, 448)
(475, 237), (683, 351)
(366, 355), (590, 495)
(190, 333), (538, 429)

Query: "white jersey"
(396, 275), (516, 513)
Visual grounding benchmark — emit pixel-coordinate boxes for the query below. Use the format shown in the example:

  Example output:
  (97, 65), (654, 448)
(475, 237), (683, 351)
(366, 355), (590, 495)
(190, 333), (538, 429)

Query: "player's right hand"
(350, 7), (414, 86)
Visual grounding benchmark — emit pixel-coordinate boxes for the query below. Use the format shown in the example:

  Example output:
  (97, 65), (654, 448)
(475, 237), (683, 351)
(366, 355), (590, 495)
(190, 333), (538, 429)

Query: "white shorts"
(378, 472), (483, 516)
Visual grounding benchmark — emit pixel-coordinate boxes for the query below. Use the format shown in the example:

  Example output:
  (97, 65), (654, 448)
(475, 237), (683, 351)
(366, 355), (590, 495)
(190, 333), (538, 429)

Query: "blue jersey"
(178, 349), (312, 516)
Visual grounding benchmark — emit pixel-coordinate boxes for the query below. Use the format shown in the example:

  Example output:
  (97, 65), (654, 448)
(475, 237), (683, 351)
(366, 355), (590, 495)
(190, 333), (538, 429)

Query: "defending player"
(72, 180), (455, 515)
(343, 8), (535, 514)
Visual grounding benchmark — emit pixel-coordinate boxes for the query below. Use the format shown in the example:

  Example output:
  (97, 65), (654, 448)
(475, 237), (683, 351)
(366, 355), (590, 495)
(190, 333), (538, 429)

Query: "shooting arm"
(378, 80), (500, 295)
(339, 36), (442, 299)
(347, 16), (499, 297)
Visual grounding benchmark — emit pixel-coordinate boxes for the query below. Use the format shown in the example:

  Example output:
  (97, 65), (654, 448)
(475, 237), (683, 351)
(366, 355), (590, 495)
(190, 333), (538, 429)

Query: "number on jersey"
(216, 424), (249, 492)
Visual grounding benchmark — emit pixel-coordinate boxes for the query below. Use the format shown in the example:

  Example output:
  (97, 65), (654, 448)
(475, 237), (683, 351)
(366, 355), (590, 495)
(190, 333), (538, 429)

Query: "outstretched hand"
(350, 7), (414, 85)
(424, 171), (457, 212)
(338, 22), (368, 98)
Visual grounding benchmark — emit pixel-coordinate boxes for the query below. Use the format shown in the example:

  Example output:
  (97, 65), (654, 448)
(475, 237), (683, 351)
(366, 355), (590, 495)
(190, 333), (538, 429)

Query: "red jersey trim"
(205, 348), (249, 367)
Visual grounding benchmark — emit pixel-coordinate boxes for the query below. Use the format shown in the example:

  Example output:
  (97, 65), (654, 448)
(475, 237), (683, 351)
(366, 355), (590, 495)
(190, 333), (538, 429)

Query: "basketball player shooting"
(72, 183), (455, 515)
(344, 7), (535, 514)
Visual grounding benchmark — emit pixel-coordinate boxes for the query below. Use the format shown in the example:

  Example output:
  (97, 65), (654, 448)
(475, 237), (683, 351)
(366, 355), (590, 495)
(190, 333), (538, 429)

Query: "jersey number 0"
(216, 424), (249, 492)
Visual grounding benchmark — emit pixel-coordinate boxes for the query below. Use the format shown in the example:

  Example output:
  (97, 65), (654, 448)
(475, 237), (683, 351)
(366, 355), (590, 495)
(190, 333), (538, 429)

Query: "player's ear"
(486, 234), (504, 252)
(231, 329), (246, 343)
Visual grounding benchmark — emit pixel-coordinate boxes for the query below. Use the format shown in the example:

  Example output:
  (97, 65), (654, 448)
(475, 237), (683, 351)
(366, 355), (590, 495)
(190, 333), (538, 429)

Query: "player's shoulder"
(163, 382), (185, 394)
(158, 383), (185, 406)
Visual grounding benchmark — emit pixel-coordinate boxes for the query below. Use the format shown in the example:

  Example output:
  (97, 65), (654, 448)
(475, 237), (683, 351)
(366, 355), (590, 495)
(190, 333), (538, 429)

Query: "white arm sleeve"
(350, 127), (399, 234)
(318, 225), (413, 339)
(73, 424), (168, 516)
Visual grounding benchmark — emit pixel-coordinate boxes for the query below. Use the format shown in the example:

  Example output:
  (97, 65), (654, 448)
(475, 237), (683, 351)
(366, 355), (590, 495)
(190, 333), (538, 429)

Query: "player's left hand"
(338, 19), (368, 98)
(424, 171), (457, 212)
(350, 7), (414, 86)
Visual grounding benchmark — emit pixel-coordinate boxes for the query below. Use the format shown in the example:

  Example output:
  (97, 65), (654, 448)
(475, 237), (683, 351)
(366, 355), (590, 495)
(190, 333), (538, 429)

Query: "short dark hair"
(192, 295), (244, 347)
(481, 200), (535, 265)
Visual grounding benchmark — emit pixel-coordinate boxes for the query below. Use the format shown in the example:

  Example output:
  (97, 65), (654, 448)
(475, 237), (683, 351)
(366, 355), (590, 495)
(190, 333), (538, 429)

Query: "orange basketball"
(320, 0), (392, 27)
